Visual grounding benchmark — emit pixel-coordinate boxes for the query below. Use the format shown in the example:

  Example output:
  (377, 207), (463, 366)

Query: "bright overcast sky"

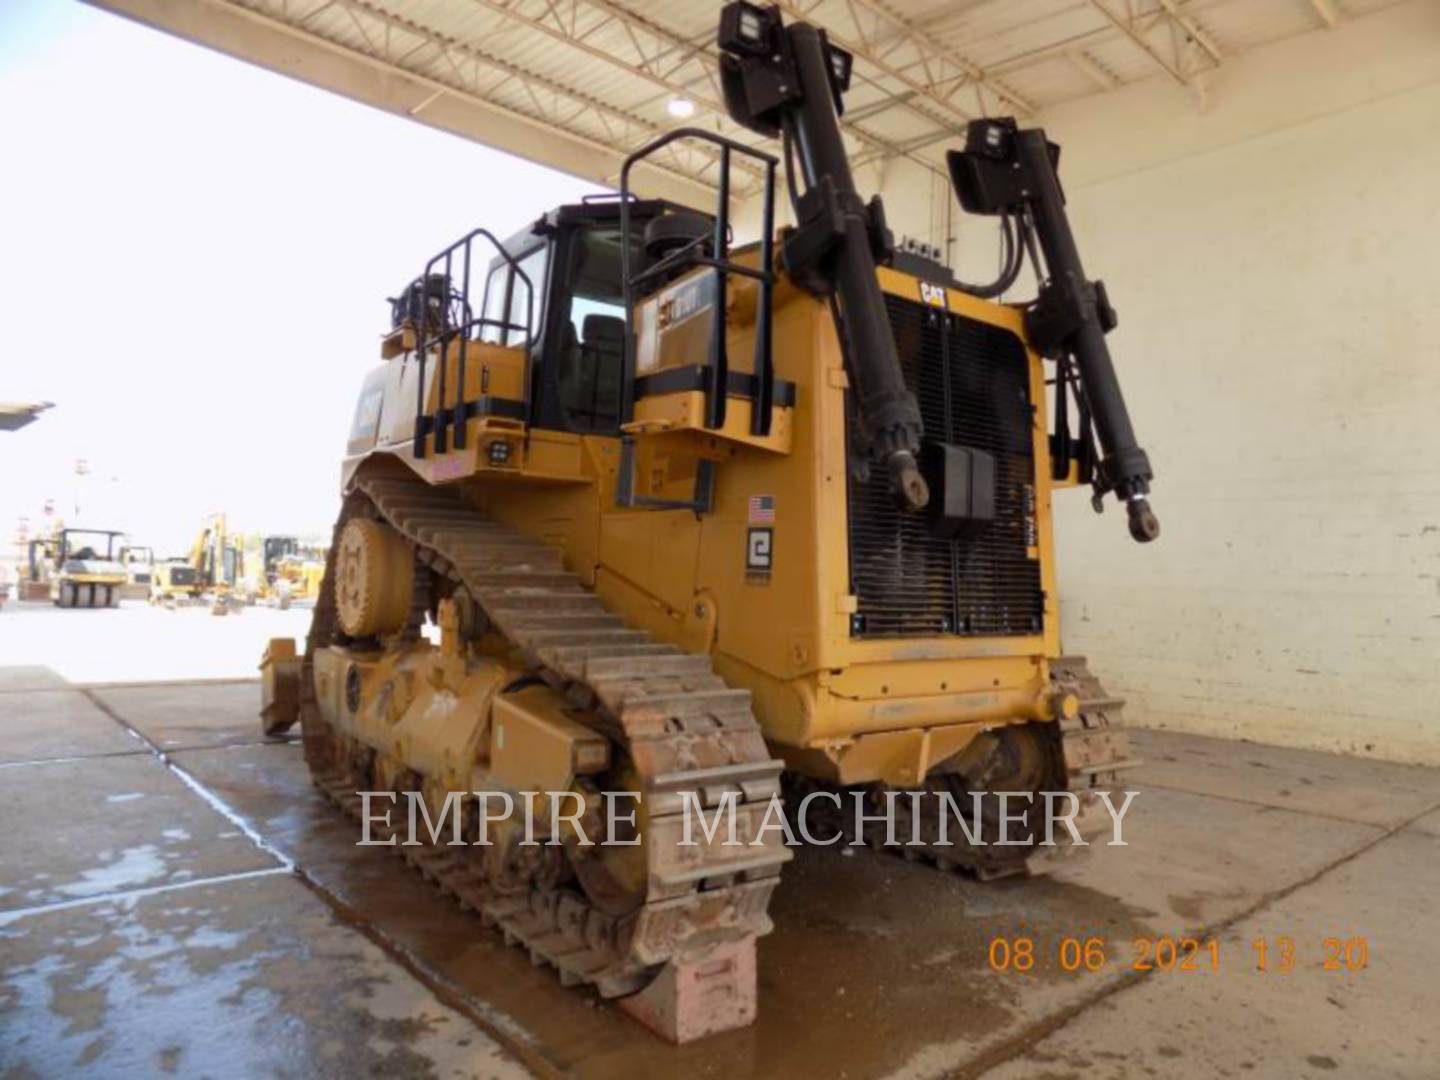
(0, 0), (600, 557)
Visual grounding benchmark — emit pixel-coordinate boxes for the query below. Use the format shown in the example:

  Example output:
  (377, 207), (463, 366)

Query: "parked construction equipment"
(26, 527), (129, 608)
(261, 2), (1156, 1043)
(149, 559), (202, 605)
(246, 535), (325, 608)
(118, 544), (154, 600)
(151, 514), (245, 613)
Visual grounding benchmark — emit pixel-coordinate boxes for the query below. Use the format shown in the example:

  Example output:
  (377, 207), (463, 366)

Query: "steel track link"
(1049, 655), (1139, 837)
(297, 468), (790, 1000)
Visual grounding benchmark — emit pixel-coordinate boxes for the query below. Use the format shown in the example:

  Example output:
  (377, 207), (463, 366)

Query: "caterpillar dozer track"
(261, 2), (1157, 1043)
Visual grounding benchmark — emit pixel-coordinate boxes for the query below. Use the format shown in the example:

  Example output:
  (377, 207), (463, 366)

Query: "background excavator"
(261, 2), (1157, 1043)
(151, 513), (245, 613)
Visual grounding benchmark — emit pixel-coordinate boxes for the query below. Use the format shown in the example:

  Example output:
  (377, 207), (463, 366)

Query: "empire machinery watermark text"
(356, 789), (1139, 849)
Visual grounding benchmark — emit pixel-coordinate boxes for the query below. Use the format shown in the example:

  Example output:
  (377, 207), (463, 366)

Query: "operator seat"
(579, 313), (626, 430)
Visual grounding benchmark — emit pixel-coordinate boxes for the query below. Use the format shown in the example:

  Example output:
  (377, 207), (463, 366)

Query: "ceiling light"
(666, 96), (696, 119)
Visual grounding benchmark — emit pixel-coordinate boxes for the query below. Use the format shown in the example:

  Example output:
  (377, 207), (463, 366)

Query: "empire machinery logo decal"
(355, 788), (1140, 849)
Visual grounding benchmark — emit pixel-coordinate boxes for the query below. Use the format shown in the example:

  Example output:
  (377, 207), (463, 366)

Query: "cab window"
(507, 246), (547, 346)
(479, 263), (508, 344)
(479, 245), (548, 346)
(556, 226), (630, 433)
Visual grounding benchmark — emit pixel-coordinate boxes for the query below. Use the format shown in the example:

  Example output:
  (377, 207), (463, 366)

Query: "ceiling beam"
(845, 89), (918, 123)
(342, 0), (661, 141)
(336, 0), (763, 184)
(1156, 0), (1223, 64)
(772, 0), (976, 131)
(1087, 0), (1190, 86)
(82, 0), (719, 207)
(581, 0), (957, 177)
(1067, 50), (1118, 91)
(851, 126), (952, 167)
(987, 0), (1228, 82)
(476, 0), (938, 175)
(835, 0), (1036, 116)
(454, 0), (768, 184)
(1309, 0), (1341, 28)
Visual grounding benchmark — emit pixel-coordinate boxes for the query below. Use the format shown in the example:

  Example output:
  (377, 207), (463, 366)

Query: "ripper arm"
(949, 119), (1159, 543)
(718, 2), (928, 511)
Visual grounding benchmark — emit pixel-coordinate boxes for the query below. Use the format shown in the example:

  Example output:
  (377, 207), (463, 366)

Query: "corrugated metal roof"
(125, 0), (1416, 192)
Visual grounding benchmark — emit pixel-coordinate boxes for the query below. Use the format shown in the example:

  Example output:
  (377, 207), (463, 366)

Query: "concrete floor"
(2, 649), (1438, 1077)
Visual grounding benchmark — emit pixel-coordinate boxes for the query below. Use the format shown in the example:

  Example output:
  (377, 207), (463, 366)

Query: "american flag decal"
(748, 495), (775, 525)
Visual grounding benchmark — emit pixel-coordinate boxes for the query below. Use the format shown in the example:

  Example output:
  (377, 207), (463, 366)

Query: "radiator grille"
(846, 295), (1044, 638)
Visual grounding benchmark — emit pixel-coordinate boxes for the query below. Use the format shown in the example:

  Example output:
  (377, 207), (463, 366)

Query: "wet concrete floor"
(2, 669), (1438, 1079)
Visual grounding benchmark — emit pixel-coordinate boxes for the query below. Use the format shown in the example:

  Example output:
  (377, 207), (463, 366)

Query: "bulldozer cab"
(366, 134), (788, 529)
(368, 200), (681, 464)
(438, 198), (709, 441)
(479, 199), (649, 437)
(366, 181), (783, 487)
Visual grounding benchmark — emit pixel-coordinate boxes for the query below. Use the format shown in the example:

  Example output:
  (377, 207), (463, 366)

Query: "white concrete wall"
(1038, 2), (1440, 766)
(741, 1), (1440, 764)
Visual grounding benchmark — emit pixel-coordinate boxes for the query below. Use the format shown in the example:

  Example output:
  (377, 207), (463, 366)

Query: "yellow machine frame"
(264, 11), (1156, 1035)
(341, 262), (1072, 788)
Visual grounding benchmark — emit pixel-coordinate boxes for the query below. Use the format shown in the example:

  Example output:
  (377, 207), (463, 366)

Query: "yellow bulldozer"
(262, 3), (1157, 1043)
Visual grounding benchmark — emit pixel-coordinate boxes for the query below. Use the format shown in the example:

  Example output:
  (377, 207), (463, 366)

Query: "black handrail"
(411, 228), (534, 459)
(619, 128), (779, 439)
